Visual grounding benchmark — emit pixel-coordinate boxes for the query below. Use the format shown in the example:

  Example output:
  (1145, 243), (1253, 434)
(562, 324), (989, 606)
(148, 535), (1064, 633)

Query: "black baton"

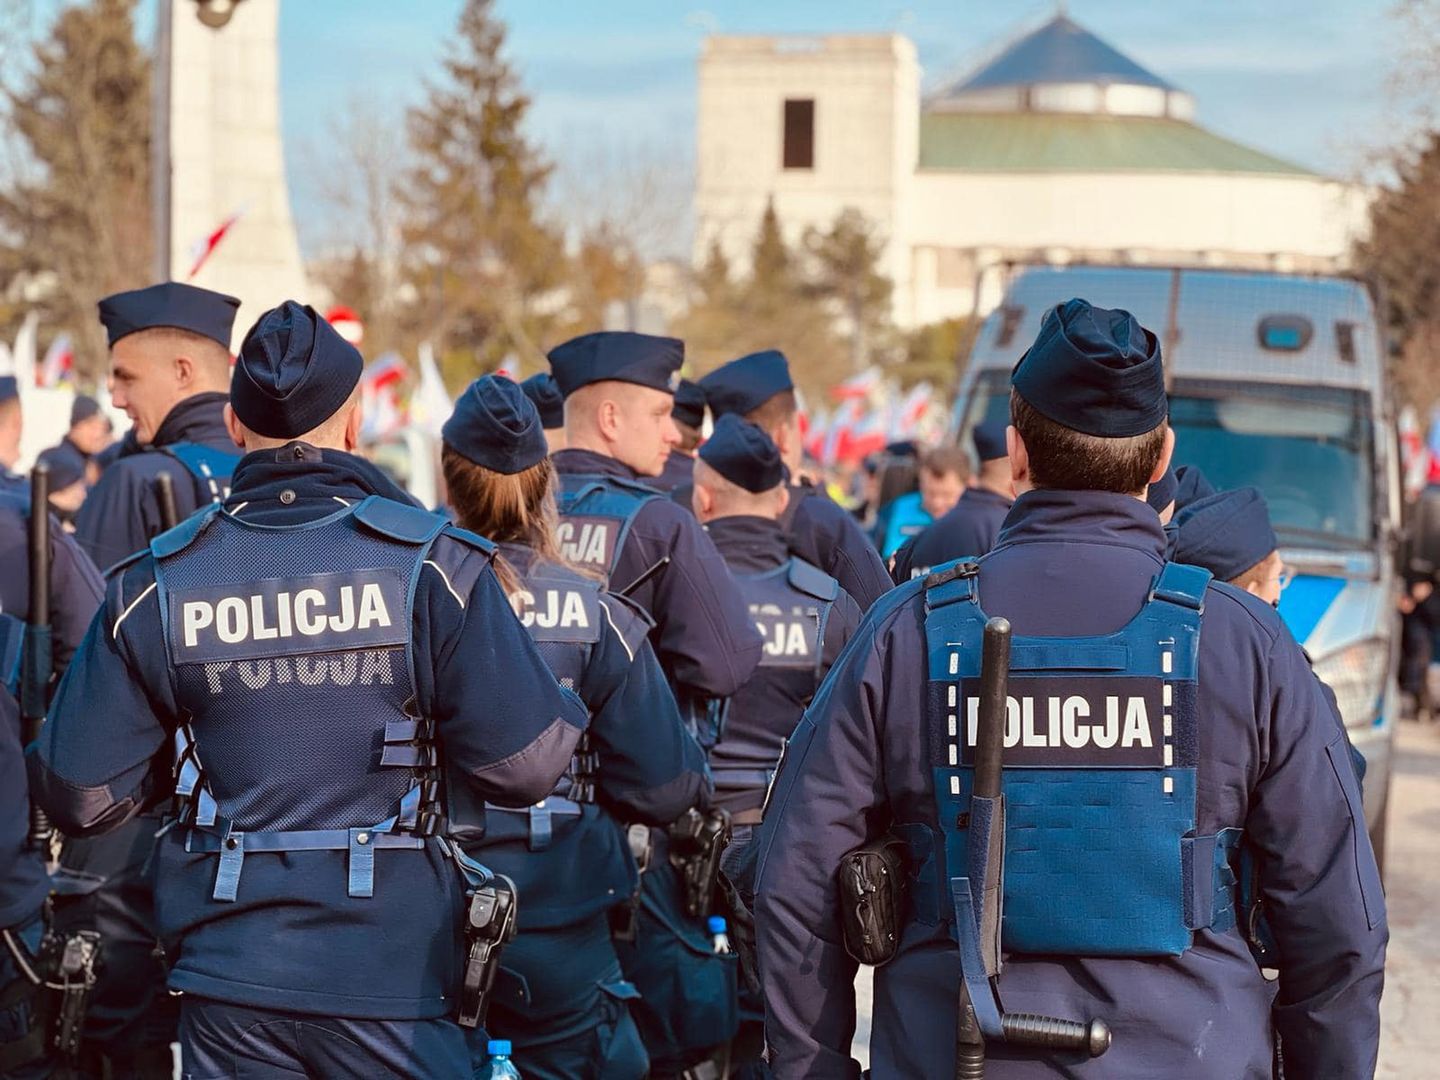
(155, 471), (179, 532)
(22, 464), (53, 849)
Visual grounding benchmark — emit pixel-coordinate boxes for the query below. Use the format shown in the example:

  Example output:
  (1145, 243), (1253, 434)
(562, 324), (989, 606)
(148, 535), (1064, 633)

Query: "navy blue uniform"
(706, 516), (860, 821)
(652, 449), (695, 496)
(475, 543), (710, 1080)
(782, 480), (892, 610)
(755, 491), (1386, 1078)
(29, 446), (589, 1077)
(73, 392), (236, 574)
(890, 486), (1013, 584)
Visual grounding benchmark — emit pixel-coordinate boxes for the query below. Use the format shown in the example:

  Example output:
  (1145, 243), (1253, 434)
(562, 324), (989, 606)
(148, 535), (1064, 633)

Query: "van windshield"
(957, 373), (1374, 549)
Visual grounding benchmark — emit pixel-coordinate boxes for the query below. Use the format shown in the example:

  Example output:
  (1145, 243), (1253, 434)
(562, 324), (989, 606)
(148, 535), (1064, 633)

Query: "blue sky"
(107, 1), (1408, 257)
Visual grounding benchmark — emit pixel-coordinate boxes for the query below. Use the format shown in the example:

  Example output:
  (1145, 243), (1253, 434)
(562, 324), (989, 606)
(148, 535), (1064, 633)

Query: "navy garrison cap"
(1173, 464), (1216, 511)
(699, 414), (784, 493)
(0, 375), (16, 404)
(548, 331), (683, 398)
(673, 378), (707, 429)
(701, 349), (793, 418)
(1146, 464), (1178, 513)
(520, 373), (565, 429)
(37, 443), (87, 490)
(70, 394), (101, 427)
(1011, 298), (1166, 438)
(97, 282), (240, 349)
(1171, 487), (1277, 582)
(230, 301), (363, 439)
(971, 418), (1009, 463)
(444, 375), (547, 475)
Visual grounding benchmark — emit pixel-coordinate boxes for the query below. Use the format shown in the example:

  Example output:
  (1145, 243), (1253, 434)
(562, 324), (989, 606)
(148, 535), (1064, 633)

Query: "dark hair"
(1010, 390), (1167, 494)
(744, 388), (798, 434)
(673, 419), (702, 452)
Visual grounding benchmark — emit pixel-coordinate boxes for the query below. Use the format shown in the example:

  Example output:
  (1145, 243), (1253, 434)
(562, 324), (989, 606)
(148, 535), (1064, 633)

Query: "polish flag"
(186, 208), (246, 280)
(831, 367), (881, 402)
(37, 334), (73, 387)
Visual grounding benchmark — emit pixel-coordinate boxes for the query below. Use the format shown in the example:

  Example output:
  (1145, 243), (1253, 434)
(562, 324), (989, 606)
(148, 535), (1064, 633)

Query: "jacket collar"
(994, 489), (1166, 561)
(705, 515), (790, 572)
(228, 442), (418, 509)
(551, 447), (639, 482)
(149, 391), (231, 450)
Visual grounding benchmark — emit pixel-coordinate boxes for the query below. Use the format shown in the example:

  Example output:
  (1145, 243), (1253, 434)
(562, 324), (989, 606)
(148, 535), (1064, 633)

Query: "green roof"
(918, 112), (1314, 176)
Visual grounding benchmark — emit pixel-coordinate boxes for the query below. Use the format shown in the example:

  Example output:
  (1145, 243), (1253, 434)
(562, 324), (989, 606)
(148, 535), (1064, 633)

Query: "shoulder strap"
(150, 503), (223, 559)
(922, 558), (981, 612)
(440, 523), (497, 559)
(786, 556), (839, 602)
(352, 496), (448, 546)
(1150, 562), (1213, 612)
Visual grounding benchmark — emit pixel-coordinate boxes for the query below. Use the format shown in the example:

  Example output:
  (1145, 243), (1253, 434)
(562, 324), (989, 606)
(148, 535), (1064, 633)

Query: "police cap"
(1011, 298), (1166, 438)
(1173, 464), (1216, 511)
(443, 375), (547, 475)
(520, 372), (565, 429)
(70, 394), (102, 427)
(1171, 487), (1277, 582)
(37, 443), (87, 490)
(97, 282), (240, 350)
(1146, 464), (1178, 513)
(672, 378), (707, 429)
(230, 301), (363, 440)
(971, 418), (1009, 463)
(700, 349), (793, 418)
(547, 331), (683, 399)
(698, 414), (784, 493)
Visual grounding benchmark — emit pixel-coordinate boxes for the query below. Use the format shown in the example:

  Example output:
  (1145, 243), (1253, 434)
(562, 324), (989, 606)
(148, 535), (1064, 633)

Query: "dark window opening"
(783, 99), (815, 170)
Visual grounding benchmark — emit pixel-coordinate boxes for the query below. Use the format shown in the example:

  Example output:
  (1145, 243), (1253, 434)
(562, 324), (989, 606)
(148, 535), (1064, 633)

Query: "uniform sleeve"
(620, 499), (763, 699)
(889, 534), (918, 586)
(800, 496), (892, 611)
(1248, 632), (1387, 1076)
(755, 615), (891, 1079)
(49, 525), (105, 675)
(27, 564), (175, 837)
(74, 461), (162, 575)
(820, 593), (863, 684)
(584, 599), (711, 824)
(419, 554), (587, 807)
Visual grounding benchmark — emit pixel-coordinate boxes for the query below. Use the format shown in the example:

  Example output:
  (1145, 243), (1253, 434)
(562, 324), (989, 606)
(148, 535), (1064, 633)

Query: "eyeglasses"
(1270, 566), (1295, 591)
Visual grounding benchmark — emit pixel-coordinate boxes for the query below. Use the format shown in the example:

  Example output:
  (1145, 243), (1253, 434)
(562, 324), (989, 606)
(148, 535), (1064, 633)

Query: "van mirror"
(1407, 486), (1440, 581)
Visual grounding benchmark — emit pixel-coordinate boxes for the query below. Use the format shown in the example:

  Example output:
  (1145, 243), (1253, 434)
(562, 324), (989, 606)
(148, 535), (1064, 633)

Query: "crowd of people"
(0, 284), (1385, 1079)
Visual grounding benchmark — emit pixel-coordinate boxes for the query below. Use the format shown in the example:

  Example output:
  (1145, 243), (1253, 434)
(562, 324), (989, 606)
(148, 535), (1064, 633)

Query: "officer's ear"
(773, 484), (790, 519)
(222, 404), (246, 450)
(1149, 426), (1176, 486)
(342, 398), (362, 452)
(174, 353), (195, 389)
(692, 480), (714, 521)
(1007, 425), (1030, 489)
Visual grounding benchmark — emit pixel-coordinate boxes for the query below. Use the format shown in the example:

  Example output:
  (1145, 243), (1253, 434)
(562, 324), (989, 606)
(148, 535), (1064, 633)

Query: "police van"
(951, 266), (1398, 862)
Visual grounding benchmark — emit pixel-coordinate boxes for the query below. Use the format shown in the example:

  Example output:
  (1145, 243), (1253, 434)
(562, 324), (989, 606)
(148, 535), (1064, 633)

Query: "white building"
(695, 14), (1369, 328)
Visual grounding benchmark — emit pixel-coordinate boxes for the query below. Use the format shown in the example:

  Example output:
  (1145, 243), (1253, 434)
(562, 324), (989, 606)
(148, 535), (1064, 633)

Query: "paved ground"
(849, 720), (1439, 1075)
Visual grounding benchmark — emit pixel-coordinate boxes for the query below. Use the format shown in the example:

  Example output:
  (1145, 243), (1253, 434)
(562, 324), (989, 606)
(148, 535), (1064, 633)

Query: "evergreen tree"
(0, 0), (151, 380)
(804, 207), (893, 371)
(400, 0), (561, 383)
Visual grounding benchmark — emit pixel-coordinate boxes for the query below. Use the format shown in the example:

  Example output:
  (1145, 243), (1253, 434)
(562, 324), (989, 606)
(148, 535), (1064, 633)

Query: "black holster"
(457, 874), (517, 1029)
(667, 807), (732, 919)
(0, 914), (102, 1068)
(838, 834), (909, 966)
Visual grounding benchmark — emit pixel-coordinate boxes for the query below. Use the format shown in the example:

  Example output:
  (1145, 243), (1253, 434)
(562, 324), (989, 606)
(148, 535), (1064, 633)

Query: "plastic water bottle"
(479, 1039), (521, 1079)
(708, 915), (731, 954)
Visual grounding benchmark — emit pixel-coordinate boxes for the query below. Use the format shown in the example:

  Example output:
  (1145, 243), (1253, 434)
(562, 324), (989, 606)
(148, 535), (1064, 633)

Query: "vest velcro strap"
(949, 877), (1004, 1039)
(923, 561), (980, 612)
(379, 744), (437, 768)
(213, 831), (244, 902)
(1182, 828), (1243, 933)
(1150, 563), (1213, 612)
(348, 827), (377, 898)
(185, 826), (424, 854)
(384, 719), (420, 742)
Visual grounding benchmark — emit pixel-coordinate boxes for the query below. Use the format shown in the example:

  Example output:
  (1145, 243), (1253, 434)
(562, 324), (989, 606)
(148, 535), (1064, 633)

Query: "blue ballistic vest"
(160, 441), (241, 506)
(878, 492), (931, 559)
(150, 496), (491, 902)
(923, 558), (1241, 957)
(484, 560), (605, 851)
(554, 474), (660, 588)
(710, 558), (838, 807)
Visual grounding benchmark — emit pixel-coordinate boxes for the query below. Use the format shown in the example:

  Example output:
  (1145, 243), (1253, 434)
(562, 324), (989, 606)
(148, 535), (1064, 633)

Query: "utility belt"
(483, 796), (588, 852)
(668, 807), (732, 920)
(0, 906), (102, 1070)
(710, 767), (774, 793)
(837, 824), (1266, 966)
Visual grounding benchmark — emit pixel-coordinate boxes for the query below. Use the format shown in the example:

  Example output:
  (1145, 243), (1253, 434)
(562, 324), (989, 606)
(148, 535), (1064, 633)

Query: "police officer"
(754, 298), (1386, 1077)
(1, 483), (105, 1079)
(653, 378), (706, 498)
(74, 283), (242, 573)
(548, 331), (762, 1078)
(701, 350), (893, 609)
(1173, 462), (1215, 510)
(521, 372), (567, 452)
(29, 301), (590, 1078)
(43, 395), (112, 492)
(441, 375), (712, 1079)
(1171, 488), (1288, 605)
(891, 419), (1014, 583)
(691, 415), (860, 844)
